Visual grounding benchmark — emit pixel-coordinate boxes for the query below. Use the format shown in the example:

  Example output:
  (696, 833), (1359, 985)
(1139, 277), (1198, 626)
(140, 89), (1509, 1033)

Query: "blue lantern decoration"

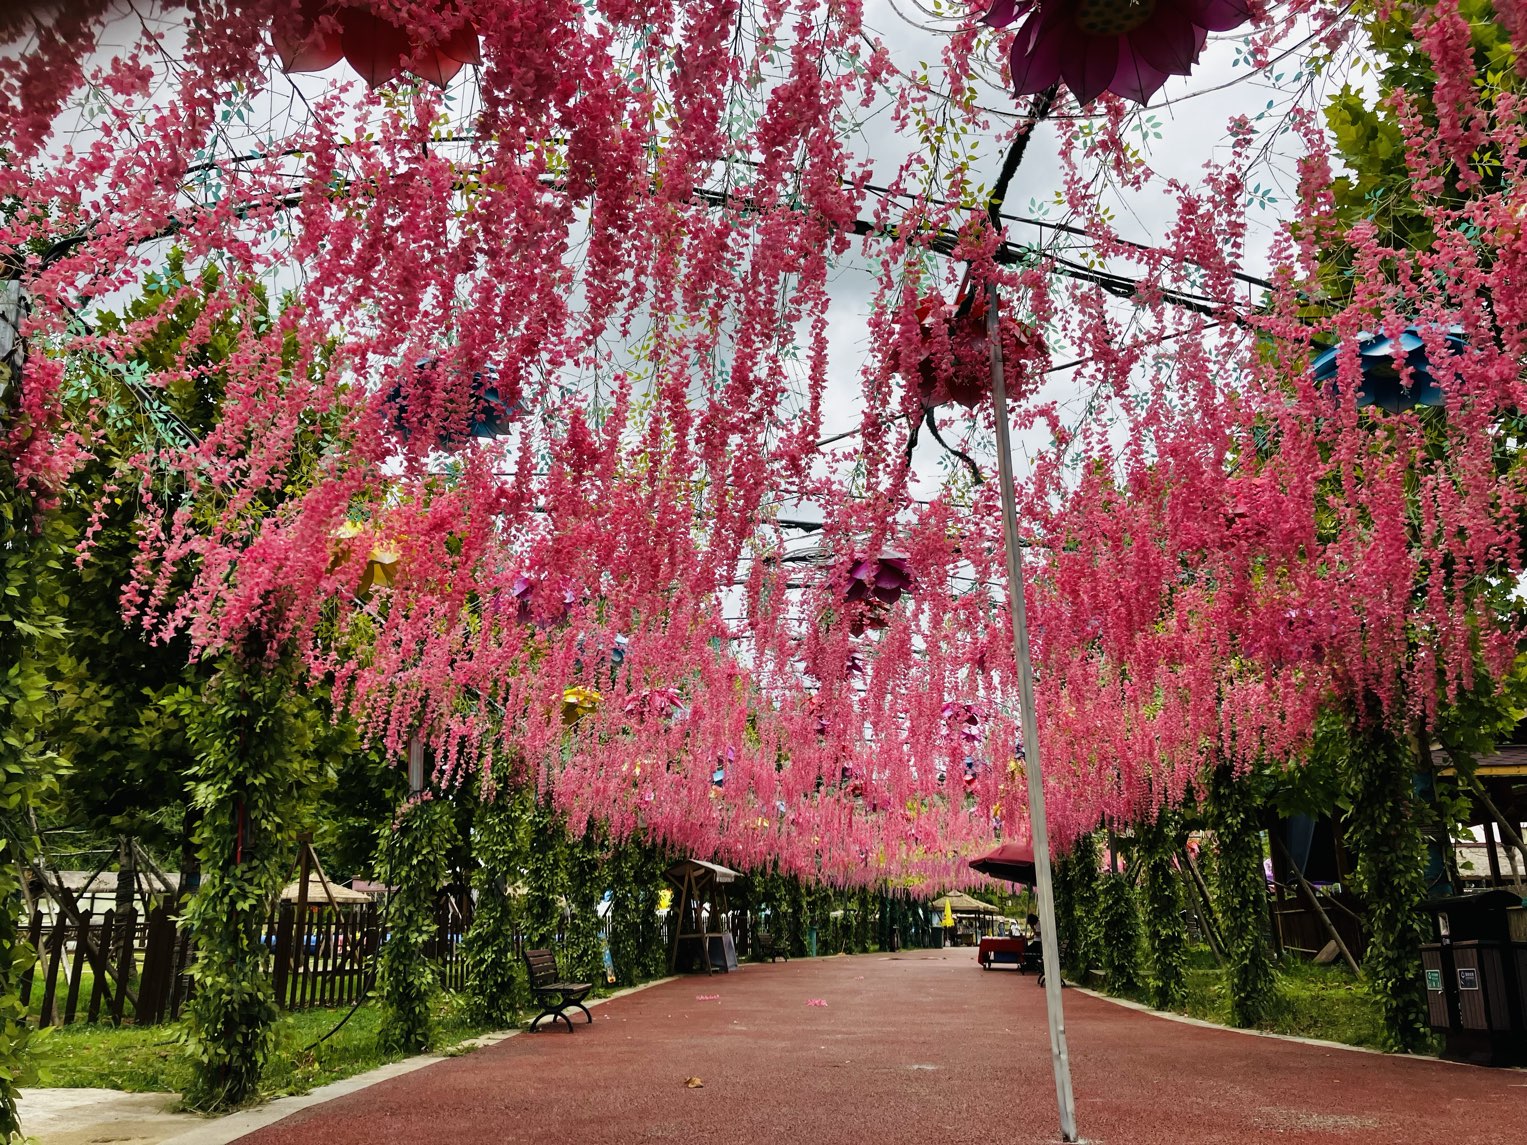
(387, 358), (523, 447)
(468, 366), (520, 438)
(1310, 324), (1465, 413)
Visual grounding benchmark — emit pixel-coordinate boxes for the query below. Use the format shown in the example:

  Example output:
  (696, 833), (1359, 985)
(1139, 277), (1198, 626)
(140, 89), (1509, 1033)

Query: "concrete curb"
(155, 975), (679, 1145)
(1070, 984), (1526, 1071)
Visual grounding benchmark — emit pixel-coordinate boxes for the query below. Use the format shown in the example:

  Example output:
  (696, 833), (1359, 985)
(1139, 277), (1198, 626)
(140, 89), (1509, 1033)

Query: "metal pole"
(987, 281), (1079, 1143)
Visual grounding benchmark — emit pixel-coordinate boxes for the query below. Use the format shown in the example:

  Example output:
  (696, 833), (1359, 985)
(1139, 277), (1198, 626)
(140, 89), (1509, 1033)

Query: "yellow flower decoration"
(561, 686), (602, 726)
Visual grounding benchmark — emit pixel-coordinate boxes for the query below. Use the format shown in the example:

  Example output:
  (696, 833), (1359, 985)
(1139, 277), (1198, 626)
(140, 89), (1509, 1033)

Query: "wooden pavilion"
(665, 858), (740, 974)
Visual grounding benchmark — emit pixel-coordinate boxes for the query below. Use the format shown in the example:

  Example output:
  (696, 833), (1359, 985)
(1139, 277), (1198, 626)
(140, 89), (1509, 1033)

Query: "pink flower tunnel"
(983, 0), (1254, 105)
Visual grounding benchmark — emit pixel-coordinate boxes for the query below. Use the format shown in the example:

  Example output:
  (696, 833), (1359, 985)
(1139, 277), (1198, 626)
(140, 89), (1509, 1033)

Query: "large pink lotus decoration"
(273, 0), (480, 88)
(982, 0), (1254, 105)
(841, 553), (914, 636)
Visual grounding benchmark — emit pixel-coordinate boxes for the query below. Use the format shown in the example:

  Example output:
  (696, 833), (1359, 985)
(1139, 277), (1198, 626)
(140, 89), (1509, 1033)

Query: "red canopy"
(969, 841), (1036, 884)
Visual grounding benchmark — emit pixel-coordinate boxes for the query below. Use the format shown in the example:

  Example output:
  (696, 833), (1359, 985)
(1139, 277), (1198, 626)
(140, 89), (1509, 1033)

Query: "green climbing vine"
(563, 826), (606, 983)
(1060, 831), (1103, 979)
(523, 798), (570, 949)
(0, 440), (65, 1139)
(1334, 709), (1432, 1052)
(1137, 810), (1188, 1010)
(1098, 868), (1143, 995)
(176, 650), (327, 1111)
(608, 839), (667, 985)
(462, 791), (529, 1027)
(1205, 762), (1276, 1029)
(375, 791), (456, 1055)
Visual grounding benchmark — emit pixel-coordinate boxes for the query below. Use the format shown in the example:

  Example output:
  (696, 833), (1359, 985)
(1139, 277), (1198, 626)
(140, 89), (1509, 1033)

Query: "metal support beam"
(988, 281), (1078, 1143)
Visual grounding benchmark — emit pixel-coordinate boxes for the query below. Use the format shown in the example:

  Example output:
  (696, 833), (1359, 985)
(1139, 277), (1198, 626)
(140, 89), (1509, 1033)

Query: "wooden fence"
(18, 894), (471, 1028)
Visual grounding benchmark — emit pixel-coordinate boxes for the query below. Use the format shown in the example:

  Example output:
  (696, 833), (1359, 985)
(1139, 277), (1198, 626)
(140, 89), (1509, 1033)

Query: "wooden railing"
(16, 893), (473, 1027)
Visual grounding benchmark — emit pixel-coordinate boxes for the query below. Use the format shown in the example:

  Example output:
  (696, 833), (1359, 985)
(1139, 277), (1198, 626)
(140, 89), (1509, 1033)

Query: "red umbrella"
(969, 841), (1036, 884)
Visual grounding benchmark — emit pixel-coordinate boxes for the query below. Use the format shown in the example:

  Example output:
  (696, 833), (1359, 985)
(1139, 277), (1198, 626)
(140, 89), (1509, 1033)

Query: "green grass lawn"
(1102, 946), (1414, 1052)
(38, 992), (493, 1099)
(1178, 956), (1390, 1048)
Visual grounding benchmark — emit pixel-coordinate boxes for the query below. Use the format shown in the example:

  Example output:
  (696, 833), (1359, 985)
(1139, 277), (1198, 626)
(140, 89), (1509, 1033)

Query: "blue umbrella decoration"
(1310, 324), (1466, 413)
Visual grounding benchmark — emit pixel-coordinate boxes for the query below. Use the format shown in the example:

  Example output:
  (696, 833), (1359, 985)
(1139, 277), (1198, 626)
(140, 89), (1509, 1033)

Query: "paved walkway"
(233, 951), (1526, 1144)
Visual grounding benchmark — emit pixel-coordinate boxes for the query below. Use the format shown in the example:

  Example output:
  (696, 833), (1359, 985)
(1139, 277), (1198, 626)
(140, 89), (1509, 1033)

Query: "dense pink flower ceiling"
(4, 0), (1526, 887)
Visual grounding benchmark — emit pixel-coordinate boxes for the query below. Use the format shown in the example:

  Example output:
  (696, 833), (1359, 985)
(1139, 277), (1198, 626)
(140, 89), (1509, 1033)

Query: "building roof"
(931, 891), (1002, 916)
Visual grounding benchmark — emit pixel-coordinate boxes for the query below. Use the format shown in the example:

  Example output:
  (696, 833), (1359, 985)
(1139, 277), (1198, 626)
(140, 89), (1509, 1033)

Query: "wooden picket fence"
(17, 894), (471, 1028)
(19, 907), (195, 1028)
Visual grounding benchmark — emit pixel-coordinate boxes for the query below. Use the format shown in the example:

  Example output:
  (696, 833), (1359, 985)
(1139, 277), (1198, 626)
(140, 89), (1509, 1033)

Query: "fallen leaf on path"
(685, 1077), (705, 1088)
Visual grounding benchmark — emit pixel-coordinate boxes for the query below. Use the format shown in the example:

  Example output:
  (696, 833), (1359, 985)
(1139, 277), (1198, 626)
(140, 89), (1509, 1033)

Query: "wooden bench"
(754, 930), (788, 962)
(523, 948), (593, 1032)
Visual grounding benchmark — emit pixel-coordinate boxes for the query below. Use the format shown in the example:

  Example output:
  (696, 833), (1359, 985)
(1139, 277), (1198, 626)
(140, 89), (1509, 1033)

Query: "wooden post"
(1485, 820), (1504, 887)
(1271, 834), (1361, 976)
(1180, 848), (1227, 963)
(290, 837), (312, 987)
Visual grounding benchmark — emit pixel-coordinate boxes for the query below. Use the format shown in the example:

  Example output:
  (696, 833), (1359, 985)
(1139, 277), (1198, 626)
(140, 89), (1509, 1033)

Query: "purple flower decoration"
(508, 573), (574, 626)
(983, 0), (1253, 106)
(941, 701), (985, 744)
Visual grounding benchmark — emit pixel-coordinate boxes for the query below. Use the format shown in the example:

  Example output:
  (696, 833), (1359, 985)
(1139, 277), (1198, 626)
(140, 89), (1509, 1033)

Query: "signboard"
(1425, 969), (1442, 991)
(1457, 967), (1480, 991)
(706, 933), (738, 972)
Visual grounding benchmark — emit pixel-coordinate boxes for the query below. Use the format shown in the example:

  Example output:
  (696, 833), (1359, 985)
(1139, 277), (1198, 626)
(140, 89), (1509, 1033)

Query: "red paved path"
(240, 951), (1527, 1144)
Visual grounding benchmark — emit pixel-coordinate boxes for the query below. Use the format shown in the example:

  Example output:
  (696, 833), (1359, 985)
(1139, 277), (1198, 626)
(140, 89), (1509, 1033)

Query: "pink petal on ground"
(806, 998), (828, 1007)
(696, 994), (721, 1001)
(1189, 0), (1254, 32)
(1128, 13), (1202, 76)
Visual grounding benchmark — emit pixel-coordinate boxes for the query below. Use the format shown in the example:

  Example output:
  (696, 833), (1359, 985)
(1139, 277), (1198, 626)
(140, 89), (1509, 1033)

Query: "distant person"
(1026, 913), (1040, 941)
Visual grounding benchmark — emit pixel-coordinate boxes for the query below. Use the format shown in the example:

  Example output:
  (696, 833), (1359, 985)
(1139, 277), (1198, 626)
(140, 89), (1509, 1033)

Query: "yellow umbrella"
(942, 899), (954, 928)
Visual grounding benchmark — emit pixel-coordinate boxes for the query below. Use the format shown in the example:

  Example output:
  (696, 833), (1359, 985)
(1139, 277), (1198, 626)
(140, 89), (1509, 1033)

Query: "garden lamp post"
(988, 279), (1078, 1143)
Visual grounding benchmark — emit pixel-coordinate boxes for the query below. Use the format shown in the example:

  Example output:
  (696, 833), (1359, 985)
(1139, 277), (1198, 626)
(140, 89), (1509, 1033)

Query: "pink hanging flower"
(982, 0), (1254, 105)
(898, 287), (1041, 410)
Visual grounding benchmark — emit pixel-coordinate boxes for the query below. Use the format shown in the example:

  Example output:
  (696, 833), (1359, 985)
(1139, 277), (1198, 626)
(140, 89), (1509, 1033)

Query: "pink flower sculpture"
(836, 553), (913, 636)
(941, 701), (985, 744)
(982, 0), (1253, 105)
(844, 554), (913, 606)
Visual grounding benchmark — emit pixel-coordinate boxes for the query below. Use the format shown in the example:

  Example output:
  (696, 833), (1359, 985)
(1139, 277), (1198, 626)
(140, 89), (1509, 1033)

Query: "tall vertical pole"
(988, 281), (1078, 1143)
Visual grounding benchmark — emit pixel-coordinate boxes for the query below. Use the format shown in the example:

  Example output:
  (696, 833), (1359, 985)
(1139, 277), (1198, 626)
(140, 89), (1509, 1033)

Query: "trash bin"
(806, 927), (818, 958)
(1419, 890), (1526, 1066)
